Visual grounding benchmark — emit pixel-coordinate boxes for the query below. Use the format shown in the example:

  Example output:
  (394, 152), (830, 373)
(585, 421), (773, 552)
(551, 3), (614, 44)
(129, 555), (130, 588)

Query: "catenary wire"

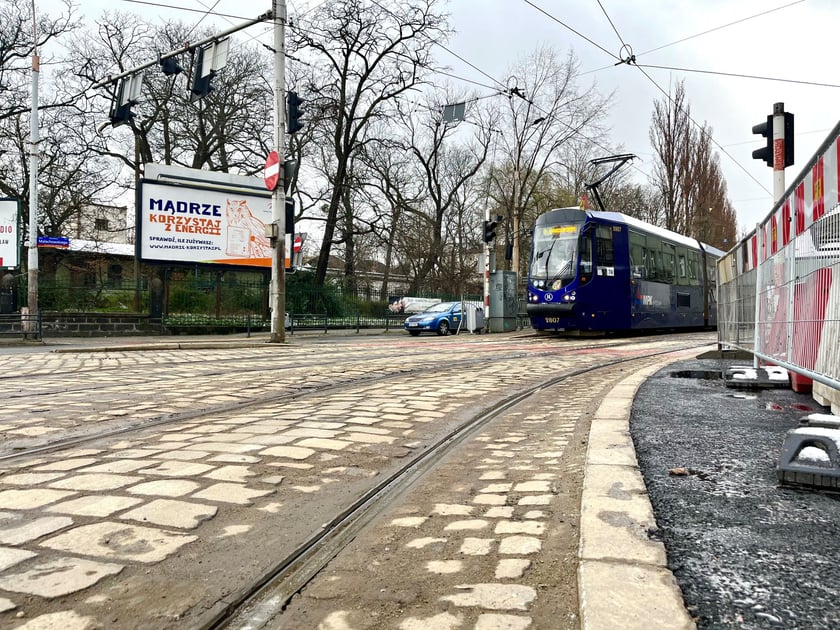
(639, 0), (806, 56)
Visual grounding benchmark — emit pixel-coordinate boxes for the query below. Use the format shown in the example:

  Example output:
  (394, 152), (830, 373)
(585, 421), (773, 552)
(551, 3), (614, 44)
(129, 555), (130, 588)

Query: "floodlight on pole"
(109, 71), (144, 127)
(190, 38), (230, 102)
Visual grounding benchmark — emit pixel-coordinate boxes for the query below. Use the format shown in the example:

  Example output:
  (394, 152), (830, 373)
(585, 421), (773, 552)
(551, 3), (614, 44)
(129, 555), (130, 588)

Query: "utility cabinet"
(488, 270), (518, 333)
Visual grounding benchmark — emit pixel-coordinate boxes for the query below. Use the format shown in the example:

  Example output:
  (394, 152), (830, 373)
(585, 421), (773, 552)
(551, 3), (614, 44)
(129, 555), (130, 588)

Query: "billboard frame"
(0, 197), (21, 270)
(137, 178), (297, 270)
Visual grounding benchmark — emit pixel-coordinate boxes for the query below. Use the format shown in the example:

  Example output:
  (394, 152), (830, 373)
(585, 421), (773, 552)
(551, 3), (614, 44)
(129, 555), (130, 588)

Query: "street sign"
(264, 151), (280, 191)
(37, 236), (69, 249)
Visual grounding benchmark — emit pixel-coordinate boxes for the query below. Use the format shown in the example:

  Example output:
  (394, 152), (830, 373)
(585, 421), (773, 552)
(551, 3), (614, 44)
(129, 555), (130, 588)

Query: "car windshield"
(530, 223), (581, 281)
(423, 302), (455, 313)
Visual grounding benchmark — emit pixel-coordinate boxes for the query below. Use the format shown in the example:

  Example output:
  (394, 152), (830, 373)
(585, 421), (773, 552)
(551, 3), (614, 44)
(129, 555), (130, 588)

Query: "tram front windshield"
(530, 223), (582, 282)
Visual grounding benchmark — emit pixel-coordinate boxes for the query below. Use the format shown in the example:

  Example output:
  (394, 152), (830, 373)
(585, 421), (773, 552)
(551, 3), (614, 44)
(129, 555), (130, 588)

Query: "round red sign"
(264, 150), (280, 191)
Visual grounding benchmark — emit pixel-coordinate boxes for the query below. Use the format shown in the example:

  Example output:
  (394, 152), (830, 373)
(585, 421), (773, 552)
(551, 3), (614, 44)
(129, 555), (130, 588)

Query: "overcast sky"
(36, 0), (840, 236)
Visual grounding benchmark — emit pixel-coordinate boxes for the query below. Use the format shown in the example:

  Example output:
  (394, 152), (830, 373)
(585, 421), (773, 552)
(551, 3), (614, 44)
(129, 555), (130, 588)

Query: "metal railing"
(0, 312), (42, 340)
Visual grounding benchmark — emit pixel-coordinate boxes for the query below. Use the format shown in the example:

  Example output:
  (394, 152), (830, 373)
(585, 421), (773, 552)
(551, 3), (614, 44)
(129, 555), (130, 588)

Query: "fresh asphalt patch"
(631, 358), (840, 629)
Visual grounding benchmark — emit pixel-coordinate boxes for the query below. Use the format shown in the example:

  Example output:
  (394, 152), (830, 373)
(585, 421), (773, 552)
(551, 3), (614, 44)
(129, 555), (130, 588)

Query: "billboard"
(0, 198), (20, 269)
(138, 179), (294, 269)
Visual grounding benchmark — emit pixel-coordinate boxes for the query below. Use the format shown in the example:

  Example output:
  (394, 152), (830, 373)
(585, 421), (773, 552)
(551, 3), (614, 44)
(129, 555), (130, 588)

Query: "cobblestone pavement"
(0, 332), (713, 629)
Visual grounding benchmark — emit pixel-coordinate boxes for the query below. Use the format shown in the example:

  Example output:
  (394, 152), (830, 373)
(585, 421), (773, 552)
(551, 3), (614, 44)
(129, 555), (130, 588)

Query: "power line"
(121, 0), (251, 20)
(520, 0), (618, 61)
(595, 0), (626, 49)
(639, 0), (806, 56)
(631, 63), (771, 196)
(524, 0), (773, 197)
(637, 64), (840, 90)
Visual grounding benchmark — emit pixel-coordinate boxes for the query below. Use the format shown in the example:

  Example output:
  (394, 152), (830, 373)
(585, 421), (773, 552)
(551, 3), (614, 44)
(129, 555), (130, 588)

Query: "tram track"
(199, 342), (709, 630)
(0, 337), (683, 461)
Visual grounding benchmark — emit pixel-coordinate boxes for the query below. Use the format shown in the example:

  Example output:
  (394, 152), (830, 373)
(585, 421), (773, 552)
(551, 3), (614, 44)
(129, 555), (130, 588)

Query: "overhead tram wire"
(520, 0), (619, 62)
(578, 0), (806, 78)
(635, 65), (840, 90)
(122, 0), (252, 20)
(363, 0), (638, 177)
(639, 0), (806, 56)
(595, 0), (627, 49)
(520, 0), (773, 197)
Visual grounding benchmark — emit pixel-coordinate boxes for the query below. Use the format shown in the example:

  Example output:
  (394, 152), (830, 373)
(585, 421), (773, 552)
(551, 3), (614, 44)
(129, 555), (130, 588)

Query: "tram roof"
(540, 207), (725, 257)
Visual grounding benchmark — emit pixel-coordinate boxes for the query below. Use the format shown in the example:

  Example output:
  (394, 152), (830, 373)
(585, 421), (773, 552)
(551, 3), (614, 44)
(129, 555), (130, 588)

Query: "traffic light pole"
(771, 102), (786, 203)
(27, 22), (39, 321)
(269, 0), (287, 343)
(483, 206), (491, 330)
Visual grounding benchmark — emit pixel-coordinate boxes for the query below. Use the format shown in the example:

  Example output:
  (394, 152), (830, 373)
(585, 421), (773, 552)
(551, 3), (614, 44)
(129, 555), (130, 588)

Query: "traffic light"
(752, 115), (773, 167)
(483, 219), (498, 243)
(285, 197), (295, 235)
(160, 56), (183, 76)
(783, 112), (794, 168)
(287, 91), (305, 135)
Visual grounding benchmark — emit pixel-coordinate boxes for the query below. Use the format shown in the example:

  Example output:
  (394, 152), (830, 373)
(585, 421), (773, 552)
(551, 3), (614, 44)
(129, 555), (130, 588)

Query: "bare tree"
(649, 79), (737, 247)
(288, 0), (449, 287)
(488, 45), (612, 282)
(66, 15), (274, 178)
(649, 80), (695, 233)
(0, 1), (122, 253)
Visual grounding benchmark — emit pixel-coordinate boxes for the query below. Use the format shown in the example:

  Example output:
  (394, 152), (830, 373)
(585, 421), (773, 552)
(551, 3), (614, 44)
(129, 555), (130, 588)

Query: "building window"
(95, 218), (109, 232)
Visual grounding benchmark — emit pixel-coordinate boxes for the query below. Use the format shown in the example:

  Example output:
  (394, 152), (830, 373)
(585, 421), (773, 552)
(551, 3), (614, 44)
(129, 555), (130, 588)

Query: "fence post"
(246, 314), (251, 338)
(324, 311), (328, 334)
(356, 311), (360, 334)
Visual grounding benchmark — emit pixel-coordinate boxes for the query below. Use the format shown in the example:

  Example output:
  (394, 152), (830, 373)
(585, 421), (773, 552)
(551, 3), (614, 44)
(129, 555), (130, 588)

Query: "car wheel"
(437, 320), (450, 336)
(408, 330), (420, 336)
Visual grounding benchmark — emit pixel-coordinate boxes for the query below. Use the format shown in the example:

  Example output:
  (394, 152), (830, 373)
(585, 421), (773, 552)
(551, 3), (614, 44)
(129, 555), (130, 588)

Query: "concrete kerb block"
(580, 463), (666, 566)
(586, 420), (639, 467)
(579, 561), (695, 630)
(578, 353), (699, 630)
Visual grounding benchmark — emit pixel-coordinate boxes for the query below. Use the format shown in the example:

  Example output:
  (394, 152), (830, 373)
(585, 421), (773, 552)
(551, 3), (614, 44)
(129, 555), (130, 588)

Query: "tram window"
(644, 237), (665, 282)
(596, 225), (615, 266)
(579, 229), (593, 275)
(688, 251), (700, 284)
(677, 251), (687, 281)
(662, 242), (676, 283)
(629, 231), (646, 278)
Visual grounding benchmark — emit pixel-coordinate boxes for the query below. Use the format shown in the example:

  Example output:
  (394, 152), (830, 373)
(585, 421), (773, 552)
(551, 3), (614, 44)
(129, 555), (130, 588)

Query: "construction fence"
(717, 122), (840, 414)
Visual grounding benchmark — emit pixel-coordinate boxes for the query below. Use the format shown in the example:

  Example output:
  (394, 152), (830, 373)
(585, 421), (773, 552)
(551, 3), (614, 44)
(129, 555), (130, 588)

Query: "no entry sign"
(264, 151), (280, 191)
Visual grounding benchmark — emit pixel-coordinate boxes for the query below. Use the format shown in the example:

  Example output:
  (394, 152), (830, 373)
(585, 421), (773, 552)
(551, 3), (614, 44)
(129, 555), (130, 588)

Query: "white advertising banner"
(138, 180), (292, 268)
(0, 198), (20, 269)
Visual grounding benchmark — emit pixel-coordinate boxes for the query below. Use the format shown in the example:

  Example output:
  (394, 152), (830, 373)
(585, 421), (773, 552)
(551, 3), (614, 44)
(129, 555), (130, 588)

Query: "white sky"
(36, 0), (840, 237)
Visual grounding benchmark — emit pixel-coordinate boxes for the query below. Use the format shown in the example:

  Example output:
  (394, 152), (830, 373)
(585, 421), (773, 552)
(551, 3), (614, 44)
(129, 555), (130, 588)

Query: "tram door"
(591, 224), (625, 327)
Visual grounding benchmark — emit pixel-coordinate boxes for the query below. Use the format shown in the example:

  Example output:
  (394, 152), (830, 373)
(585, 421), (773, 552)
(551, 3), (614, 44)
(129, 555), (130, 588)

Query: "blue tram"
(526, 207), (724, 333)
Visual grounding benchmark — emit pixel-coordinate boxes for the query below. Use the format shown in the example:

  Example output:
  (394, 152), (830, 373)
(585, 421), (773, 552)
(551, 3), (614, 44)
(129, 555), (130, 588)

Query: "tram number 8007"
(544, 317), (561, 323)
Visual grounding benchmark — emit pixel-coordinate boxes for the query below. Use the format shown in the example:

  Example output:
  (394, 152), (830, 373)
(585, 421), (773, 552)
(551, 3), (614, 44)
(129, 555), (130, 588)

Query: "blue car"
(404, 301), (464, 336)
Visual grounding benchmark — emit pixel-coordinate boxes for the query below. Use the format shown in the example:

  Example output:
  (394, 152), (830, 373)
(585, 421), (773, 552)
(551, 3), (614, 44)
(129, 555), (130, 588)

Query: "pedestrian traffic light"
(783, 112), (794, 168)
(483, 219), (498, 243)
(752, 115), (773, 167)
(287, 91), (305, 135)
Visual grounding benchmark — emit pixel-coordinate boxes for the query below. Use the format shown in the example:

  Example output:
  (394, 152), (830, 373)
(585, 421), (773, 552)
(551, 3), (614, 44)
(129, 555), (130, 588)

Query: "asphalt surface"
(631, 357), (840, 629)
